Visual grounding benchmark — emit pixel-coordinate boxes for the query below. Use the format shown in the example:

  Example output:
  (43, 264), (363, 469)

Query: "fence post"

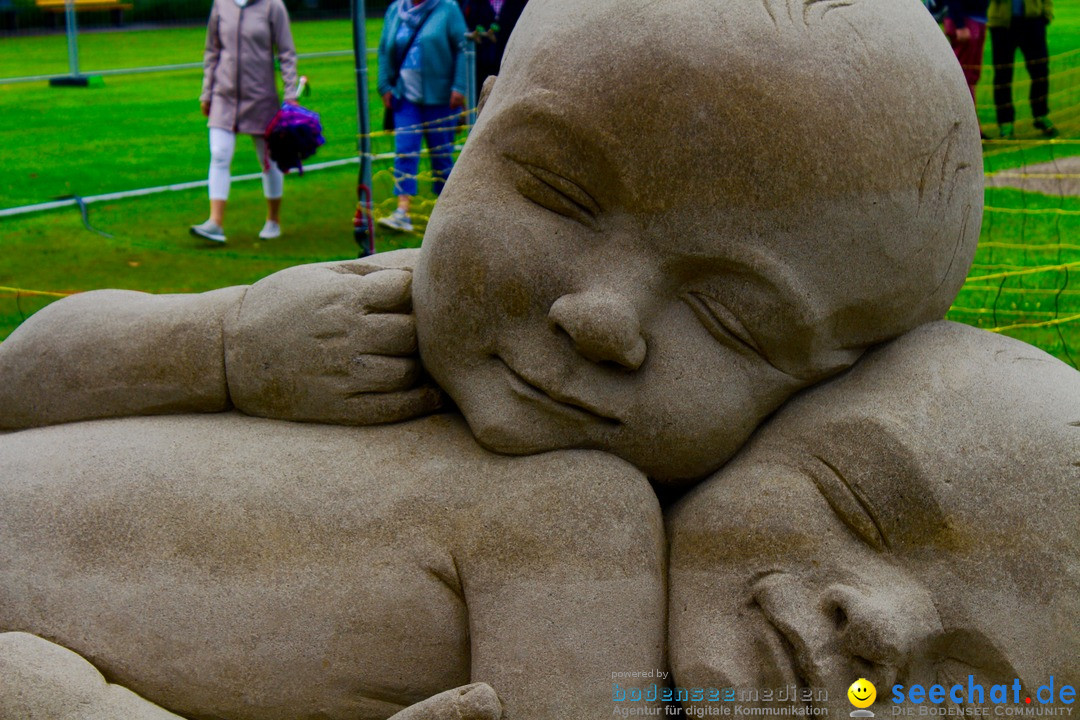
(465, 44), (475, 126)
(49, 0), (90, 86)
(65, 0), (79, 75)
(351, 0), (374, 256)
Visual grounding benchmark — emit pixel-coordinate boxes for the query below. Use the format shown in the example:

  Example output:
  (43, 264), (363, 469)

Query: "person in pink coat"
(191, 0), (298, 245)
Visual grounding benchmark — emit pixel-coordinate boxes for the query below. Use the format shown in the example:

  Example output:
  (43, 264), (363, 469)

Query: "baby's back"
(1, 414), (477, 718)
(0, 413), (662, 719)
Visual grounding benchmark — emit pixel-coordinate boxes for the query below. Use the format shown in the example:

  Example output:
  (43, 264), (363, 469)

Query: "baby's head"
(668, 322), (1079, 712)
(413, 0), (983, 483)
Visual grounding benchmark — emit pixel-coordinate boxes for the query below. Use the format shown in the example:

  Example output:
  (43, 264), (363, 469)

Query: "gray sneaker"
(190, 219), (226, 244)
(377, 208), (414, 233)
(258, 220), (281, 240)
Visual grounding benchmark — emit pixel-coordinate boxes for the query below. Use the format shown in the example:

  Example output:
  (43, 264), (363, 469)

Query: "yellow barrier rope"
(952, 307), (1061, 317)
(965, 261), (1080, 283)
(0, 286), (71, 298)
(960, 285), (1080, 295)
(984, 206), (1080, 217)
(987, 172), (1080, 179)
(986, 312), (1080, 333)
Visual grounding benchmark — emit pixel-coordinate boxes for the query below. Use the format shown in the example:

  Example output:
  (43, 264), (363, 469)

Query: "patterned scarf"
(399, 0), (436, 28)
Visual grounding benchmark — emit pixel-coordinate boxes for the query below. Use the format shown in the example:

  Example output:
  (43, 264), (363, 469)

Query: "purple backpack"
(265, 102), (325, 175)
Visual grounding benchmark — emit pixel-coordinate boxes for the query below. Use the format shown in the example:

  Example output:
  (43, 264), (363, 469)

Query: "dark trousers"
(990, 18), (1051, 125)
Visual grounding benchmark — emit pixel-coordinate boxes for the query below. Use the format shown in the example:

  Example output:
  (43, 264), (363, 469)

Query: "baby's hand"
(0, 632), (187, 719)
(224, 258), (443, 426)
(387, 683), (502, 720)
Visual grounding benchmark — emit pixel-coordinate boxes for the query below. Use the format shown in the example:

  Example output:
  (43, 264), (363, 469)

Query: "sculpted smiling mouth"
(750, 572), (831, 691)
(497, 356), (621, 425)
(753, 603), (808, 689)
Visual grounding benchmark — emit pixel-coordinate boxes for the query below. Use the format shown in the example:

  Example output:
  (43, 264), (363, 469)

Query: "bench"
(36, 0), (133, 26)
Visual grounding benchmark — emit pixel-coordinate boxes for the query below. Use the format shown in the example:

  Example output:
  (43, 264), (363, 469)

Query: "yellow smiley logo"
(848, 678), (877, 708)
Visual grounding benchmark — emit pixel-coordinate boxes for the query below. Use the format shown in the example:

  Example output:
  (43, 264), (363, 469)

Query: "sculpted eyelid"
(805, 454), (889, 552)
(515, 160), (601, 218)
(683, 291), (764, 356)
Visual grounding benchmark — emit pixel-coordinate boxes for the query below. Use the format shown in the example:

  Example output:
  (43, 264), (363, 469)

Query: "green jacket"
(987, 0), (1053, 27)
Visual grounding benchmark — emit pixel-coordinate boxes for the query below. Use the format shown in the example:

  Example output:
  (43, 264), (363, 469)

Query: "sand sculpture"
(669, 322), (1079, 715)
(2, 0), (1075, 717)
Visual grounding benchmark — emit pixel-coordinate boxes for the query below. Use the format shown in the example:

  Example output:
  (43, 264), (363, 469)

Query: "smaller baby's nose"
(827, 583), (942, 672)
(548, 291), (647, 370)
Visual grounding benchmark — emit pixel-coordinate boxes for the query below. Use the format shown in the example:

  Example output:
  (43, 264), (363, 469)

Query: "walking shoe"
(190, 219), (226, 244)
(258, 220), (282, 240)
(1034, 117), (1059, 138)
(377, 208), (414, 233)
(999, 123), (1015, 140)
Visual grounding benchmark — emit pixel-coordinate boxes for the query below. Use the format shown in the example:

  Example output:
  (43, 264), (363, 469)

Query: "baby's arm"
(460, 452), (667, 717)
(0, 250), (441, 430)
(0, 286), (240, 429)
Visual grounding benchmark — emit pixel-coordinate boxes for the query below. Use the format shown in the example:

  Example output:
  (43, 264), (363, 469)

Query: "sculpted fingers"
(343, 354), (421, 392)
(386, 683), (502, 720)
(352, 313), (417, 355)
(281, 383), (444, 425)
(334, 248), (420, 275)
(455, 683), (503, 720)
(0, 632), (186, 720)
(225, 258), (429, 426)
(355, 268), (413, 313)
(337, 384), (445, 425)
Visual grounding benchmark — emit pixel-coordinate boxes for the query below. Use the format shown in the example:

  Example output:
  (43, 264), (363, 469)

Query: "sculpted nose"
(753, 573), (942, 691)
(825, 583), (941, 673)
(548, 291), (647, 370)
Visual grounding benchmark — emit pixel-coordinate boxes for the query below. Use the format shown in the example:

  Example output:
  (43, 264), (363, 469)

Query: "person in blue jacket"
(377, 0), (467, 233)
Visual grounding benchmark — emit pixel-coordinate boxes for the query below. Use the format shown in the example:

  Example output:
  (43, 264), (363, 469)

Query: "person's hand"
(224, 259), (444, 426)
(955, 25), (971, 43)
(382, 91), (393, 110)
(386, 683), (502, 720)
(201, 100), (211, 117)
(0, 632), (189, 719)
(284, 98), (300, 106)
(449, 90), (466, 111)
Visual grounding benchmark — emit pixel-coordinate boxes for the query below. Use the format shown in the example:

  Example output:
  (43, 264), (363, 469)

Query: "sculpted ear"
(476, 75), (497, 119)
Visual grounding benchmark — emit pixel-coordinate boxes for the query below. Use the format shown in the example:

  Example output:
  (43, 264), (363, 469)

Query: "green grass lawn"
(0, 161), (423, 329)
(0, 10), (1078, 366)
(0, 18), (361, 79)
(948, 188), (1080, 365)
(0, 19), (397, 209)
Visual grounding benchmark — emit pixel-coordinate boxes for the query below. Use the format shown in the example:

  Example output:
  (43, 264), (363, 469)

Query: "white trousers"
(208, 127), (284, 201)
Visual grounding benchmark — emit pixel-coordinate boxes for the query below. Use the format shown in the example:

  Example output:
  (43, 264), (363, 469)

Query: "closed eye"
(683, 291), (763, 356)
(804, 454), (889, 552)
(514, 161), (600, 226)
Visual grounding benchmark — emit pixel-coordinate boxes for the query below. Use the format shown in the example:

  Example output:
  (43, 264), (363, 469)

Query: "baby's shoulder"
(402, 414), (656, 518)
(381, 415), (661, 566)
(854, 320), (1080, 412)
